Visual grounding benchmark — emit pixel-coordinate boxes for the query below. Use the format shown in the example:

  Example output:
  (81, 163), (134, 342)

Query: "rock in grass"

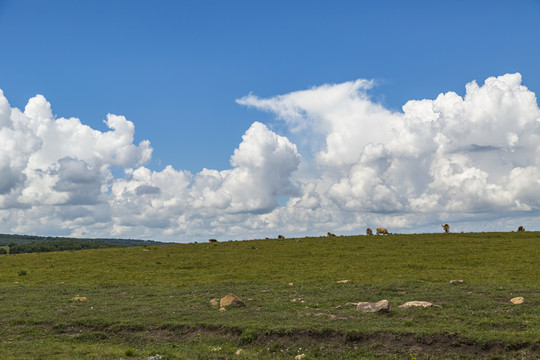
(220, 294), (246, 308)
(337, 279), (350, 283)
(209, 298), (219, 306)
(510, 297), (524, 304)
(71, 296), (89, 302)
(399, 301), (433, 309)
(356, 300), (390, 312)
(450, 279), (464, 284)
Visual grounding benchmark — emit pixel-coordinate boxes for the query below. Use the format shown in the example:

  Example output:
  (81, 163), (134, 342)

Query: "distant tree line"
(0, 233), (168, 247)
(5, 240), (123, 254)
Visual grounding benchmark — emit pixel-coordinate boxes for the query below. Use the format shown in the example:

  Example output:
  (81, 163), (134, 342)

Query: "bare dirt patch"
(46, 323), (539, 359)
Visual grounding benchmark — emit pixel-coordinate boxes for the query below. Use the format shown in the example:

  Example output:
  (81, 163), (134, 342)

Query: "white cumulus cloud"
(1, 73), (539, 241)
(239, 73), (540, 235)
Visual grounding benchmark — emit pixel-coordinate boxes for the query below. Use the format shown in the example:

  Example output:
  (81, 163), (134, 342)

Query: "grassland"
(0, 232), (538, 359)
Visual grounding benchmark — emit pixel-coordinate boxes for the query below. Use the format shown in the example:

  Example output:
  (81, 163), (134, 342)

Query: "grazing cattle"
(278, 235), (285, 239)
(327, 232), (336, 237)
(376, 228), (389, 235)
(366, 228), (373, 235)
(209, 239), (218, 243)
(517, 226), (525, 232)
(442, 224), (450, 233)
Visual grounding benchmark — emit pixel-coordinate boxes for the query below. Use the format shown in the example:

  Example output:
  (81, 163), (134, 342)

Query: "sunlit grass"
(0, 232), (538, 359)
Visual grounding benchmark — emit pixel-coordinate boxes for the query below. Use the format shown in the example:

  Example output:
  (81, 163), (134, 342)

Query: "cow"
(442, 224), (450, 233)
(366, 228), (373, 235)
(327, 232), (336, 237)
(376, 228), (389, 235)
(517, 226), (525, 232)
(278, 235), (285, 239)
(209, 239), (218, 243)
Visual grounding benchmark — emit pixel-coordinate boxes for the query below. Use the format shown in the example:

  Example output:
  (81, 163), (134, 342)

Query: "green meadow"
(0, 232), (538, 359)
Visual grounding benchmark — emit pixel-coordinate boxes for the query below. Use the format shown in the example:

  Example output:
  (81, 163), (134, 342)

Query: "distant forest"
(0, 234), (168, 255)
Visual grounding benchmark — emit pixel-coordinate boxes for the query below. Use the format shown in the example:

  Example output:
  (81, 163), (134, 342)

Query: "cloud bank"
(1, 73), (539, 241)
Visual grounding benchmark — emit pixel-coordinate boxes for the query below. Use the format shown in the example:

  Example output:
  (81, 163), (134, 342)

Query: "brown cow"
(517, 226), (525, 232)
(278, 235), (285, 239)
(376, 228), (389, 235)
(209, 239), (218, 243)
(327, 232), (336, 237)
(366, 228), (373, 235)
(442, 224), (450, 233)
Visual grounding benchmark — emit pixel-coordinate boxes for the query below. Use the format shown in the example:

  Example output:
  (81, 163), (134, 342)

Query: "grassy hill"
(0, 232), (538, 359)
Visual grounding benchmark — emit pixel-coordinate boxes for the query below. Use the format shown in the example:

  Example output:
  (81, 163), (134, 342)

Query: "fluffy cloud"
(107, 121), (300, 239)
(0, 87), (301, 240)
(0, 91), (151, 232)
(1, 73), (539, 241)
(239, 73), (540, 234)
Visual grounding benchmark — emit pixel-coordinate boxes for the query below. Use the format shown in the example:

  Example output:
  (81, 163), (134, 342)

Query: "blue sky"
(1, 1), (540, 241)
(2, 0), (538, 172)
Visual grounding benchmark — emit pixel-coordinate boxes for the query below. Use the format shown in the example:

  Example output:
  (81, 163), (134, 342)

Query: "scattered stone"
(219, 307), (227, 312)
(345, 302), (359, 306)
(356, 300), (390, 312)
(399, 301), (433, 309)
(288, 283), (294, 286)
(261, 289), (270, 293)
(71, 296), (89, 302)
(209, 298), (219, 306)
(291, 298), (305, 303)
(510, 297), (524, 304)
(450, 279), (464, 284)
(220, 294), (246, 308)
(295, 354), (306, 360)
(235, 349), (243, 355)
(337, 280), (350, 283)
(335, 305), (343, 310)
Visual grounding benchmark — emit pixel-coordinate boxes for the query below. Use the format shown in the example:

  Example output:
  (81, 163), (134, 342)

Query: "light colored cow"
(278, 235), (285, 239)
(376, 228), (389, 235)
(366, 228), (373, 235)
(442, 224), (450, 233)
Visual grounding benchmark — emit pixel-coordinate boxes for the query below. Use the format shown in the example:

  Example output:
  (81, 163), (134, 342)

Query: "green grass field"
(0, 232), (538, 359)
